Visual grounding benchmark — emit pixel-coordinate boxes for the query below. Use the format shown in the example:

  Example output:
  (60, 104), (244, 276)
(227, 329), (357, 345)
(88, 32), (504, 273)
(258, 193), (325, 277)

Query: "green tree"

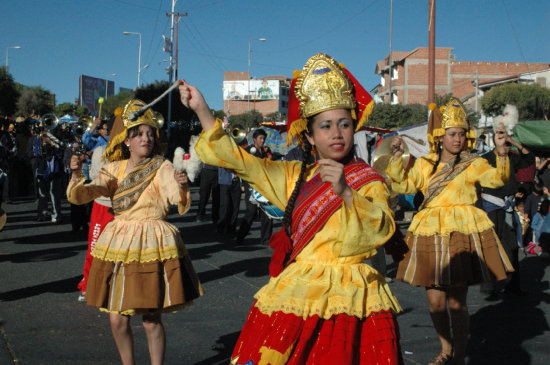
(135, 81), (197, 126)
(101, 90), (134, 117)
(16, 86), (53, 117)
(212, 109), (225, 120)
(0, 66), (20, 117)
(54, 102), (76, 116)
(480, 83), (550, 120)
(264, 112), (283, 124)
(228, 110), (263, 130)
(434, 93), (453, 107)
(369, 103), (428, 129)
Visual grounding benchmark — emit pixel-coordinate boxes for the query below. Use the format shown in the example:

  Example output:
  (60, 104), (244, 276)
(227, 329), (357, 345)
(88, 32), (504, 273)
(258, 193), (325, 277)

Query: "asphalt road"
(1, 187), (549, 365)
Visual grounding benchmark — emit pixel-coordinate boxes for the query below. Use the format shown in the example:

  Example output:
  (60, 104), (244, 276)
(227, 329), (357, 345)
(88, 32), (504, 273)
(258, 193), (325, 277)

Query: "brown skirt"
(85, 255), (203, 315)
(396, 229), (514, 288)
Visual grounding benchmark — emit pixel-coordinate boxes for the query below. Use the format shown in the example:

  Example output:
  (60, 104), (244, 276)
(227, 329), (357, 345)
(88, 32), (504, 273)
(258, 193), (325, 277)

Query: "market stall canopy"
(59, 114), (77, 123)
(512, 120), (550, 156)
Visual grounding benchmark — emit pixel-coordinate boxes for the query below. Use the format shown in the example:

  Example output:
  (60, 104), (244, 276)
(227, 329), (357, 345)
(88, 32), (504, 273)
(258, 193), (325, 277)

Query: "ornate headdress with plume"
(103, 99), (162, 162)
(286, 53), (374, 146)
(427, 97), (476, 153)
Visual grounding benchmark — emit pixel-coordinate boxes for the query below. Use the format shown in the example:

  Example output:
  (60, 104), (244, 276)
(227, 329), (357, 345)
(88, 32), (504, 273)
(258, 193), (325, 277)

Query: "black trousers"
(481, 208), (521, 293)
(36, 175), (63, 220)
(217, 178), (241, 234)
(197, 168), (220, 222)
(237, 182), (273, 244)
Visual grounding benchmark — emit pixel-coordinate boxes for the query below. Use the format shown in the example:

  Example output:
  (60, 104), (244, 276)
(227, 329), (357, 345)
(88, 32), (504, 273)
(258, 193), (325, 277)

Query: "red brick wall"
(224, 71), (249, 81)
(376, 47), (550, 105)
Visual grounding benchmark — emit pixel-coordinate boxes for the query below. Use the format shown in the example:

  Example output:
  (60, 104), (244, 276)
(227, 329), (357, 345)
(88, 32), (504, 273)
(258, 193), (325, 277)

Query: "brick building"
(222, 71), (291, 119)
(374, 47), (550, 106)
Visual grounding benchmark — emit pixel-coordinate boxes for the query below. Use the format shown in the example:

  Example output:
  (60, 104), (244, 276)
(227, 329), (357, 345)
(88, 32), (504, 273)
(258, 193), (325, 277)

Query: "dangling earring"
(311, 145), (317, 161)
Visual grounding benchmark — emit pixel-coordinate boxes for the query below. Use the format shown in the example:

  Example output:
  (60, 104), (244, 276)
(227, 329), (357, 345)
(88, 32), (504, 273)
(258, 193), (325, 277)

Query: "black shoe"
(504, 288), (527, 296)
(485, 291), (501, 302)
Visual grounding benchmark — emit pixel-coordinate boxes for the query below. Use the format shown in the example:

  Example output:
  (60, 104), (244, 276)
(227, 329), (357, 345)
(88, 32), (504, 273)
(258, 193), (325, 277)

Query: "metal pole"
(137, 33), (142, 88)
(248, 39), (251, 112)
(428, 0), (436, 103)
(388, 0), (393, 104)
(5, 46), (21, 70)
(167, 0), (176, 124)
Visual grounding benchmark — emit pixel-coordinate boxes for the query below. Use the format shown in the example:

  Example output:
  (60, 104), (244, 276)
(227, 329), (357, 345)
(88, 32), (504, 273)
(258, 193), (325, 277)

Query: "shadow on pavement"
(9, 230), (85, 245)
(0, 244), (87, 263)
(194, 331), (240, 365)
(0, 275), (82, 301)
(198, 257), (270, 284)
(467, 256), (550, 364)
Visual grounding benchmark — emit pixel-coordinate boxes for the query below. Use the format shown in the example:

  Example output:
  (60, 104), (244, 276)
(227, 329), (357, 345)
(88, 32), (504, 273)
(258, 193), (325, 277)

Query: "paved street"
(1, 187), (549, 364)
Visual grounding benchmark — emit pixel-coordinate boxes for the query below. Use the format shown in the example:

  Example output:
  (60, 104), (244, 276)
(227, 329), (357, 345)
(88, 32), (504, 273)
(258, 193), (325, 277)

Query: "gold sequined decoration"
(294, 53), (355, 119)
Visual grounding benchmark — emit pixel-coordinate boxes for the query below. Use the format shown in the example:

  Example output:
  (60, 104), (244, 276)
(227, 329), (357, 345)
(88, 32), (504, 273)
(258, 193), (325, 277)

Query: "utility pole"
(475, 69), (479, 114)
(428, 0), (436, 104)
(387, 0), (393, 104)
(166, 0), (177, 124)
(173, 12), (188, 81)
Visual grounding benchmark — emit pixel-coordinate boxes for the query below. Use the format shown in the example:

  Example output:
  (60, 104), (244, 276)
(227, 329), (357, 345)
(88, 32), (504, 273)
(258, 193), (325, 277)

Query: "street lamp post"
(105, 73), (117, 98)
(5, 46), (21, 70)
(123, 31), (142, 88)
(248, 38), (267, 112)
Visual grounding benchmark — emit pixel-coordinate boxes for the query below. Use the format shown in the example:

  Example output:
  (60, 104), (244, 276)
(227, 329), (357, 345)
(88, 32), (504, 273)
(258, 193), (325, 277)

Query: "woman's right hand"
(178, 80), (216, 131)
(390, 136), (404, 158)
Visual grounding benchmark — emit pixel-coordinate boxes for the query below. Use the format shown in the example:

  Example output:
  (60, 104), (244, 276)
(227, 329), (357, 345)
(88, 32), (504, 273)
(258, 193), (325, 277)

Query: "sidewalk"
(1, 189), (549, 364)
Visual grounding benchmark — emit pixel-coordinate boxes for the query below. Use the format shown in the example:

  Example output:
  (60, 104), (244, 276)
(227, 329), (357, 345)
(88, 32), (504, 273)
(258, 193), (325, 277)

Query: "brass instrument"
(72, 116), (93, 140)
(230, 124), (246, 144)
(152, 111), (165, 129)
(40, 113), (59, 130)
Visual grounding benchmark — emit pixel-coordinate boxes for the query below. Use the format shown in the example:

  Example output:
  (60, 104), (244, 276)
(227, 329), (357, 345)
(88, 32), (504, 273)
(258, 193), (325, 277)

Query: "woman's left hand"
(175, 170), (188, 188)
(317, 159), (351, 198)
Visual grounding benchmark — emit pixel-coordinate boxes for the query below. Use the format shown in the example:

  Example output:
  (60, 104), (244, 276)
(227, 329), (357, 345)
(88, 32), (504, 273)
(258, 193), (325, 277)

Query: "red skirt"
(78, 202), (113, 293)
(231, 304), (403, 365)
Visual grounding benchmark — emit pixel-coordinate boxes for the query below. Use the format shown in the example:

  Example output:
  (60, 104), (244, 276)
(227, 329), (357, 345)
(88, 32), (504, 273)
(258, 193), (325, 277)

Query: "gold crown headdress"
(427, 97), (476, 153)
(103, 99), (161, 162)
(286, 53), (374, 145)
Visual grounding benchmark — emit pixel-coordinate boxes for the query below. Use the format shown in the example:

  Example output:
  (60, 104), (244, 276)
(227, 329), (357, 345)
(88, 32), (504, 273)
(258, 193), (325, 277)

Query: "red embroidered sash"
(288, 159), (385, 263)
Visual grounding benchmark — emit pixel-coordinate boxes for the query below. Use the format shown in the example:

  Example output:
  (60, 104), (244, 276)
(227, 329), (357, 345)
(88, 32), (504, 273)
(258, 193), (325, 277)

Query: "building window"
(391, 67), (398, 80)
(391, 91), (398, 104)
(380, 76), (385, 86)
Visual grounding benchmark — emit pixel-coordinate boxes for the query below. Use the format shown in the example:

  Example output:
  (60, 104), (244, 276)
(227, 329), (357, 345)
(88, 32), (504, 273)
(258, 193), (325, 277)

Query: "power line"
(500, 0), (530, 73)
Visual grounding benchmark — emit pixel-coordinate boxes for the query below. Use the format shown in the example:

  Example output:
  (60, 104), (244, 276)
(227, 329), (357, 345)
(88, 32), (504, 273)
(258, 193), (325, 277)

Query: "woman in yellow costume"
(67, 100), (203, 365)
(387, 100), (513, 365)
(179, 53), (403, 365)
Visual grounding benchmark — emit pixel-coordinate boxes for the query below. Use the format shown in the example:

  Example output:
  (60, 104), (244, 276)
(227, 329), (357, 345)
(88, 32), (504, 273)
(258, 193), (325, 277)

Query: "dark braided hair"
(282, 129), (313, 237)
(431, 142), (443, 175)
(431, 140), (463, 175)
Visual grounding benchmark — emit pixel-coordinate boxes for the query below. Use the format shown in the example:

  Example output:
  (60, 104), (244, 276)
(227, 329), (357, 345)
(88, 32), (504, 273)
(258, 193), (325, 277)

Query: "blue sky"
(2, 0), (549, 113)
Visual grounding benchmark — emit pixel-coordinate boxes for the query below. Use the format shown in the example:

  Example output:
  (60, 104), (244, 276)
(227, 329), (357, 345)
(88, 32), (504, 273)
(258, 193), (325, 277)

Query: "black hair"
(282, 131), (312, 237)
(252, 128), (267, 139)
(533, 183), (543, 196)
(431, 143), (443, 175)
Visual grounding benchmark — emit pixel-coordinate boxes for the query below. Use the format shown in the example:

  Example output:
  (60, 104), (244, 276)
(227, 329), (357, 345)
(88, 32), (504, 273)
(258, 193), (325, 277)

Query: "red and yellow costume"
(196, 54), (403, 364)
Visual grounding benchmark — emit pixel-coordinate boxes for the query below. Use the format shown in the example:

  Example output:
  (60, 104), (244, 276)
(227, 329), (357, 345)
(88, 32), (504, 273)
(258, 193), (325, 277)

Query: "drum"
(251, 188), (284, 220)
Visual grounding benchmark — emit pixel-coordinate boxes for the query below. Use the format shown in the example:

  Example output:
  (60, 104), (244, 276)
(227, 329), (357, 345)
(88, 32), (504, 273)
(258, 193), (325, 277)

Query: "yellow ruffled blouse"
(66, 159), (191, 264)
(195, 120), (401, 320)
(386, 153), (509, 237)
